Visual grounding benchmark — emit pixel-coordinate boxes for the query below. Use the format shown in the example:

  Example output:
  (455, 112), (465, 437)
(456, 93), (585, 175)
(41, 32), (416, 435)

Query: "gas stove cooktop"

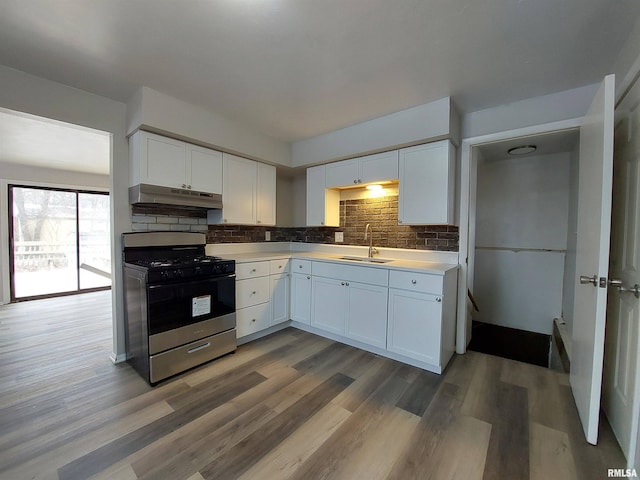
(131, 255), (225, 269)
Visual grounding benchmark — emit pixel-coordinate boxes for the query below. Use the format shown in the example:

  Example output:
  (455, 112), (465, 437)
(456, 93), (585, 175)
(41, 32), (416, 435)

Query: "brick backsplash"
(204, 195), (458, 251)
(340, 196), (458, 251)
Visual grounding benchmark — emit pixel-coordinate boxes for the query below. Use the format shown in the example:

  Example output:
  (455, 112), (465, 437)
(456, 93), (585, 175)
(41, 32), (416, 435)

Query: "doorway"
(9, 185), (111, 301)
(468, 129), (580, 367)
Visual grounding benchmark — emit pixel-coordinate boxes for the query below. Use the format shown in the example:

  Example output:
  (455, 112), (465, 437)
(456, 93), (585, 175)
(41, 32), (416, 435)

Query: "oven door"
(146, 274), (235, 354)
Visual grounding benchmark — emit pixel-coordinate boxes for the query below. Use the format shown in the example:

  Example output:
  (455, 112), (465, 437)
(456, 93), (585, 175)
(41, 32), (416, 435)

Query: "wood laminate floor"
(0, 291), (626, 480)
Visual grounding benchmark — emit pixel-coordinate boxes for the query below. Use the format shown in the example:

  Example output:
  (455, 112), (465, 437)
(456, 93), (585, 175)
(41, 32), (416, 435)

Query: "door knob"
(609, 280), (640, 299)
(580, 275), (598, 286)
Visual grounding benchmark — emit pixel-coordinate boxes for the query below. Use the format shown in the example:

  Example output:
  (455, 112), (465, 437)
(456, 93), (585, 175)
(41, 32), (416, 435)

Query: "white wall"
(275, 172), (293, 227)
(0, 65), (129, 362)
(291, 97), (459, 167)
(127, 87), (291, 167)
(473, 152), (571, 335)
(462, 84), (598, 139)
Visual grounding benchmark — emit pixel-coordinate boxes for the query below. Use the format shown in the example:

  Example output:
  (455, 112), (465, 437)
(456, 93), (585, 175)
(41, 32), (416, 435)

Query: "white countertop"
(217, 250), (458, 274)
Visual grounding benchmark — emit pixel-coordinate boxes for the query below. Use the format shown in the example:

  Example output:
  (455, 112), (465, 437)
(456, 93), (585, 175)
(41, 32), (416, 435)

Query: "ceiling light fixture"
(507, 145), (537, 155)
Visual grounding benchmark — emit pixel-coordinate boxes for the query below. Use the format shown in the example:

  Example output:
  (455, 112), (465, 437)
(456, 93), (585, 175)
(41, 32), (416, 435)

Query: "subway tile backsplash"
(131, 196), (458, 251)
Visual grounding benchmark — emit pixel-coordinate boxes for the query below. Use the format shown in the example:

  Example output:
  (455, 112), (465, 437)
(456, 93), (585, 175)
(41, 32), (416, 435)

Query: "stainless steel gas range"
(122, 232), (236, 384)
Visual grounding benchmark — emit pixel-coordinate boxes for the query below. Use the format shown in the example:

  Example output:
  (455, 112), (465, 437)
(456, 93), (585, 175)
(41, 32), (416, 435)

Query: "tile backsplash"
(131, 195), (458, 251)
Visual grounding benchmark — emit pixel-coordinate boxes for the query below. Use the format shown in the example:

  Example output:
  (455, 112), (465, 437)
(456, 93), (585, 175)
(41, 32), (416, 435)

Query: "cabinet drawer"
(269, 258), (290, 274)
(291, 259), (312, 275)
(388, 270), (443, 295)
(236, 261), (270, 280)
(236, 303), (271, 338)
(312, 261), (388, 287)
(236, 277), (270, 308)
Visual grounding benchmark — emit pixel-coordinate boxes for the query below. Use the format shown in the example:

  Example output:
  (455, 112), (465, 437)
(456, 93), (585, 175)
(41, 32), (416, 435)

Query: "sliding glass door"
(10, 185), (111, 301)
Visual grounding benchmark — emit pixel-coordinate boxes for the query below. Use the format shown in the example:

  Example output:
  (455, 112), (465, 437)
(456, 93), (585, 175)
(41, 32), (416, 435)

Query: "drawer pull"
(411, 280), (417, 285)
(299, 265), (303, 269)
(341, 282), (345, 286)
(345, 282), (350, 286)
(187, 342), (211, 354)
(251, 269), (256, 273)
(278, 265), (282, 269)
(307, 276), (310, 280)
(251, 318), (256, 323)
(252, 291), (257, 295)
(436, 297), (442, 303)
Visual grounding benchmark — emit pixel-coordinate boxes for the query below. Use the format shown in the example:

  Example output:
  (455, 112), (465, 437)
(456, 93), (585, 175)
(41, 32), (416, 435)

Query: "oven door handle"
(187, 342), (211, 354)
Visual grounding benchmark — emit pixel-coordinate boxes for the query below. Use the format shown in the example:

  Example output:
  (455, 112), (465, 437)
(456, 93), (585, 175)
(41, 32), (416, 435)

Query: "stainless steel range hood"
(129, 184), (222, 210)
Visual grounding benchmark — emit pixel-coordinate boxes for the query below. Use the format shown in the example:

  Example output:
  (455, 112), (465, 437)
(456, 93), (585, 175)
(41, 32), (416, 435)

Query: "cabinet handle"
(307, 276), (310, 279)
(182, 183), (186, 188)
(321, 221), (324, 225)
(257, 220), (261, 224)
(223, 219), (227, 223)
(278, 265), (282, 269)
(187, 342), (211, 354)
(411, 279), (417, 285)
(398, 219), (403, 224)
(252, 291), (257, 295)
(299, 265), (303, 269)
(345, 282), (350, 286)
(188, 185), (192, 189)
(358, 179), (362, 183)
(436, 297), (442, 303)
(341, 282), (345, 286)
(251, 318), (256, 323)
(353, 180), (357, 184)
(251, 269), (256, 273)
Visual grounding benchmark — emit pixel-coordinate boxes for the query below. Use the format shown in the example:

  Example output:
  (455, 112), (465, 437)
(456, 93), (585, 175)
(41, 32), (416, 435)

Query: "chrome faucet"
(364, 223), (378, 258)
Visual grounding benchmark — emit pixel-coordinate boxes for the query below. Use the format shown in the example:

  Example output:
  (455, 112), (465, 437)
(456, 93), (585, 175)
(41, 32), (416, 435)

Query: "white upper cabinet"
(306, 164), (340, 227)
(187, 144), (223, 194)
(129, 130), (222, 194)
(209, 153), (276, 226)
(358, 150), (399, 184)
(325, 159), (359, 187)
(324, 151), (399, 188)
(256, 162), (276, 225)
(398, 140), (455, 225)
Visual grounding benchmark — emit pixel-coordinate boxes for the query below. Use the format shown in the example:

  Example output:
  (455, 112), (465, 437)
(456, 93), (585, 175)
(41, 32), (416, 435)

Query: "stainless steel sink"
(338, 256), (393, 264)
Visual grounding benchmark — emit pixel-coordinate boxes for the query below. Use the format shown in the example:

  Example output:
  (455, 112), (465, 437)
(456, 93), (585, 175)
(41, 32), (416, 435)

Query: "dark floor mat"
(468, 321), (551, 368)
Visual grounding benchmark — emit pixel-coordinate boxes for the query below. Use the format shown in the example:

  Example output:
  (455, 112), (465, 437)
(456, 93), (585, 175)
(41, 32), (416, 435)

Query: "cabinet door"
(359, 151), (399, 184)
(346, 281), (388, 348)
(306, 165), (340, 227)
(325, 159), (359, 188)
(387, 288), (442, 365)
(187, 145), (222, 194)
(398, 141), (454, 225)
(222, 153), (257, 224)
(139, 132), (187, 188)
(256, 163), (276, 226)
(290, 273), (312, 324)
(270, 273), (290, 325)
(311, 276), (347, 334)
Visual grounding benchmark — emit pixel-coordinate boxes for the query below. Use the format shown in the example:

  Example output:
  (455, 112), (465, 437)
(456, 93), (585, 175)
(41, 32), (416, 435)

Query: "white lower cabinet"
(290, 272), (312, 324)
(311, 262), (389, 348)
(311, 276), (347, 334)
(270, 273), (290, 325)
(236, 302), (271, 338)
(387, 289), (442, 364)
(345, 281), (388, 348)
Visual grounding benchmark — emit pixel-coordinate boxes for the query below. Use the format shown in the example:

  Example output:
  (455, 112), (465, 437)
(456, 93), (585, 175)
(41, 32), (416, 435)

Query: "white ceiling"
(0, 109), (110, 175)
(0, 0), (639, 144)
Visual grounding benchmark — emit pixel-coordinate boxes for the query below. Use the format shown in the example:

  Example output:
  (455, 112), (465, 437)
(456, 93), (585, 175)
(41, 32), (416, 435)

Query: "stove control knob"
(175, 269), (184, 278)
(161, 270), (170, 279)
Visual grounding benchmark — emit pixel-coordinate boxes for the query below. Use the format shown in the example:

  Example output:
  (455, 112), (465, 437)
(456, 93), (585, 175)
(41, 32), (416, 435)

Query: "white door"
(603, 72), (640, 466)
(570, 74), (615, 445)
